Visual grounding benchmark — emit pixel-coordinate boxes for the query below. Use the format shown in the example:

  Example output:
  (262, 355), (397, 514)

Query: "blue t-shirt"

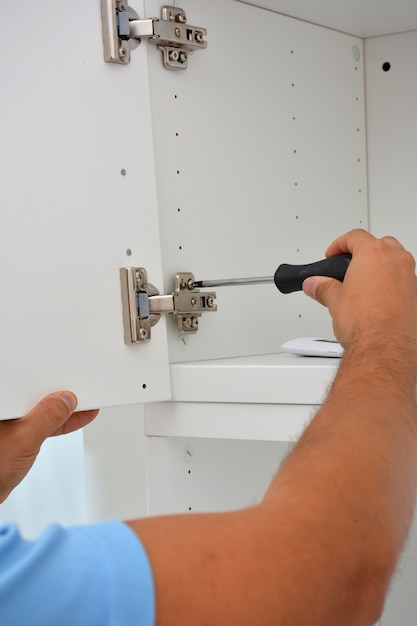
(0, 521), (155, 625)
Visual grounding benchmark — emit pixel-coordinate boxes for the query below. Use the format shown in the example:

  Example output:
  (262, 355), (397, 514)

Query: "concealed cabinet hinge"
(120, 267), (217, 344)
(101, 2), (207, 69)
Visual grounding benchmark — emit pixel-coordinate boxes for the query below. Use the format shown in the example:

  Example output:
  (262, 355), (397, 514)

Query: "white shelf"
(144, 354), (340, 442)
(170, 353), (339, 405)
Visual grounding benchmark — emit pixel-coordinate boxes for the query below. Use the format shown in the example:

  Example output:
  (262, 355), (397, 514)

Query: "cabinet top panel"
(236, 0), (417, 38)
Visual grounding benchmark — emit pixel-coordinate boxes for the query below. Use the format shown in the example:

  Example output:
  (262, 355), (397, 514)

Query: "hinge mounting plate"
(101, 2), (207, 69)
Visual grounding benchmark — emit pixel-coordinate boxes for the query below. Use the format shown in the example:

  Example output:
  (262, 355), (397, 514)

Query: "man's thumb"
(23, 392), (78, 443)
(302, 276), (341, 307)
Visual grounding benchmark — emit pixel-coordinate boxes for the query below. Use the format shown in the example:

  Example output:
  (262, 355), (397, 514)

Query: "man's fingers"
(325, 229), (372, 258)
(325, 229), (405, 259)
(21, 392), (78, 445)
(380, 235), (406, 250)
(50, 409), (100, 437)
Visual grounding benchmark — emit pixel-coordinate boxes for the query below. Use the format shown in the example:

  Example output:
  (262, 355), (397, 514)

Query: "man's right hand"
(302, 229), (417, 359)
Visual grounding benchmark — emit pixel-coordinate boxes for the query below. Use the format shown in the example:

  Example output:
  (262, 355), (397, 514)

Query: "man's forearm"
(262, 342), (417, 622)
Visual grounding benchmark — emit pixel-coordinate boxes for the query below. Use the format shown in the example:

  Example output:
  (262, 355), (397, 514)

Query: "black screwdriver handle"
(274, 253), (352, 294)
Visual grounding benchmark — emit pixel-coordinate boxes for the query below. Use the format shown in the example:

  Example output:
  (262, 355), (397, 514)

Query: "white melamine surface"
(236, 0), (417, 38)
(0, 1), (170, 417)
(145, 400), (316, 441)
(365, 32), (417, 258)
(147, 0), (368, 364)
(170, 353), (338, 404)
(145, 353), (337, 441)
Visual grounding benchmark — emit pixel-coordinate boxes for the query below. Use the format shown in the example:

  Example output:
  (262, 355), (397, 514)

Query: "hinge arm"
(128, 17), (207, 51)
(101, 3), (207, 69)
(120, 268), (217, 344)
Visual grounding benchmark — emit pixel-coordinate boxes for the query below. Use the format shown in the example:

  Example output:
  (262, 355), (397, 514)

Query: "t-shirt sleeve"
(0, 520), (155, 626)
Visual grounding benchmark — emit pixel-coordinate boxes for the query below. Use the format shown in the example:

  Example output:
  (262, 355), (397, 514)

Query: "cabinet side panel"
(146, 436), (289, 516)
(366, 32), (417, 253)
(147, 0), (368, 362)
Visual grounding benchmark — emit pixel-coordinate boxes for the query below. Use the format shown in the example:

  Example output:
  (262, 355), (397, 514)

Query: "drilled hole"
(382, 62), (391, 72)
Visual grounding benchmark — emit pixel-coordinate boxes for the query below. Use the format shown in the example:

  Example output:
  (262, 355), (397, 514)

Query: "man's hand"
(303, 229), (417, 357)
(0, 392), (99, 503)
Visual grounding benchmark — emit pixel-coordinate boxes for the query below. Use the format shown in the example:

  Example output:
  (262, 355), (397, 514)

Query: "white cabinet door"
(0, 1), (170, 417)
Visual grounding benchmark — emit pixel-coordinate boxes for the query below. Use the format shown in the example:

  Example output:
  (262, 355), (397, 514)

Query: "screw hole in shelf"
(382, 62), (391, 72)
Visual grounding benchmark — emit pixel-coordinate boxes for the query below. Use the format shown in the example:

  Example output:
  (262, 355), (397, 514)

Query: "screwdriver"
(191, 253), (352, 294)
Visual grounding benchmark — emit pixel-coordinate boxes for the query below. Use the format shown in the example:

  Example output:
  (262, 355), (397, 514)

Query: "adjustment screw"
(195, 31), (203, 43)
(184, 317), (192, 329)
(191, 317), (199, 329)
(169, 50), (180, 62)
(119, 47), (127, 59)
(207, 296), (214, 308)
(139, 328), (148, 340)
(191, 297), (197, 307)
(175, 27), (181, 37)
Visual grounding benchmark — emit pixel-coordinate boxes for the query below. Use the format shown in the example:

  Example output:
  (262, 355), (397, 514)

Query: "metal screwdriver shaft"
(191, 276), (274, 289)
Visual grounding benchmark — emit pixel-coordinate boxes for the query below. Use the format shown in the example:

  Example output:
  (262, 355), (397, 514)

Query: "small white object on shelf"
(281, 337), (344, 358)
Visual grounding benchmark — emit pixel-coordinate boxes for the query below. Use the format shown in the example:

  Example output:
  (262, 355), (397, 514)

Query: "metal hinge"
(101, 2), (207, 69)
(120, 267), (217, 343)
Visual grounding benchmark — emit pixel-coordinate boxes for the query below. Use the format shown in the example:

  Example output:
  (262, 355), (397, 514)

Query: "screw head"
(175, 27), (181, 37)
(184, 444), (194, 462)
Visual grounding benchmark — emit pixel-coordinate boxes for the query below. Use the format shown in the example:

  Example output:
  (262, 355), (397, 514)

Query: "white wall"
(0, 432), (87, 539)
